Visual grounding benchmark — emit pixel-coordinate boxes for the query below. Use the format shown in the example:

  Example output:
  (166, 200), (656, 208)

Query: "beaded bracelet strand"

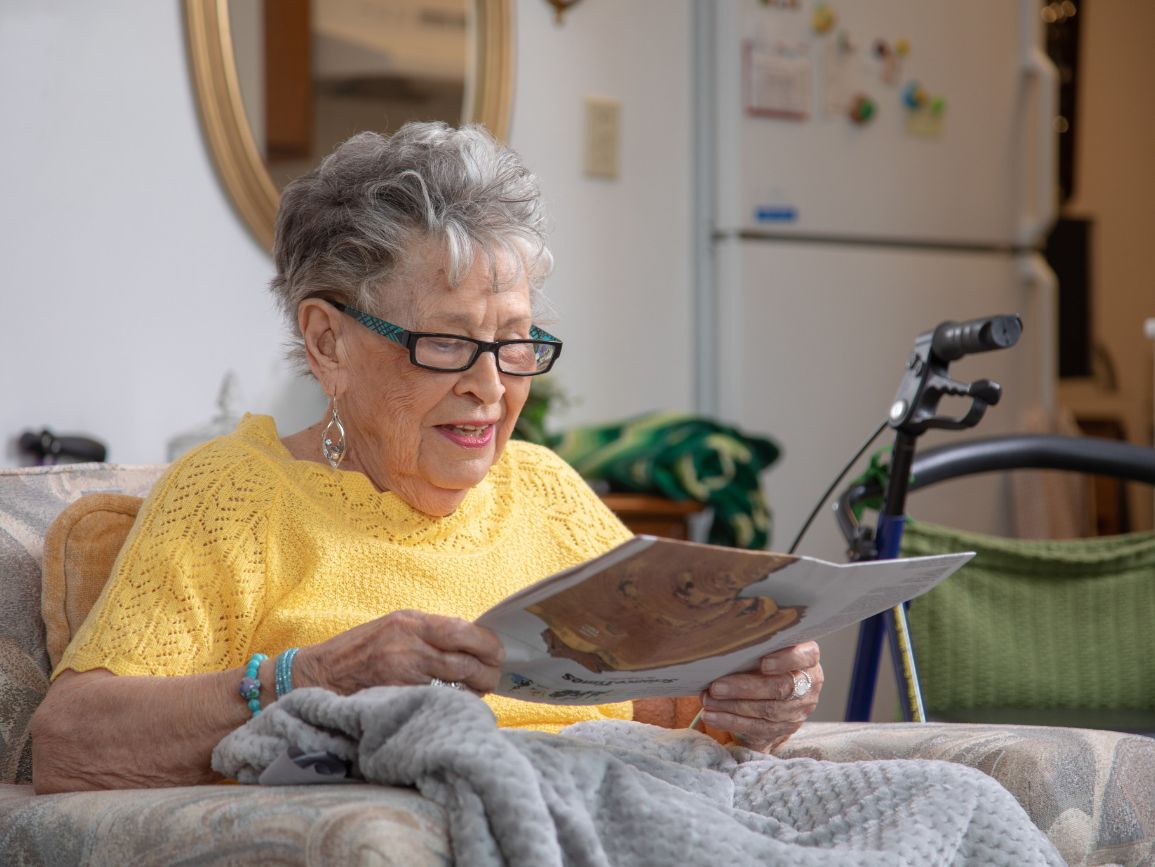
(275, 647), (300, 699)
(239, 652), (268, 717)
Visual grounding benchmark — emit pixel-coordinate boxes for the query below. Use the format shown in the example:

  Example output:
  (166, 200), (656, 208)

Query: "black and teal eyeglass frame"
(330, 301), (563, 376)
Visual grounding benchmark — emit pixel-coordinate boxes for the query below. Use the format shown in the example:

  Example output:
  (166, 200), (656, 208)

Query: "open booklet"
(475, 536), (973, 705)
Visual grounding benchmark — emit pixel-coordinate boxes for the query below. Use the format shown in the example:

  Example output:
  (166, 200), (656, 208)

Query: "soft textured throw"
(213, 687), (1063, 867)
(552, 412), (779, 549)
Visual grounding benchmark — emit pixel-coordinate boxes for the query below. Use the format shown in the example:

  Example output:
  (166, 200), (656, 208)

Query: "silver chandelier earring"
(321, 399), (347, 469)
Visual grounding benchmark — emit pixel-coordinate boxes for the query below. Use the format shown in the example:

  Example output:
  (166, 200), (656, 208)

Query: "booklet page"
(475, 536), (973, 704)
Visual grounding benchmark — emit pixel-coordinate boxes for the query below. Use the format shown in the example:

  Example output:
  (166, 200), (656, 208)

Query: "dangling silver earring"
(321, 398), (347, 469)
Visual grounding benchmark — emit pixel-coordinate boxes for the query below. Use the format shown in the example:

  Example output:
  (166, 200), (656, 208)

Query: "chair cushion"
(41, 494), (143, 670)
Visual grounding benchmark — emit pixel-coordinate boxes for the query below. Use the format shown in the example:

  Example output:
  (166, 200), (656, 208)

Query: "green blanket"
(551, 412), (780, 549)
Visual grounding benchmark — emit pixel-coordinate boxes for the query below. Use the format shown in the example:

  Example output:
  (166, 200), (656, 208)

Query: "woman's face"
(337, 241), (535, 516)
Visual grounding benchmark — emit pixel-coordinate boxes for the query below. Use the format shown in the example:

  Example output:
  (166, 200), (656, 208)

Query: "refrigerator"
(698, 0), (1059, 717)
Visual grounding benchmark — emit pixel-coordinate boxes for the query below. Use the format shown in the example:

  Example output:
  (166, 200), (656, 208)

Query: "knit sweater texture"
(58, 414), (635, 730)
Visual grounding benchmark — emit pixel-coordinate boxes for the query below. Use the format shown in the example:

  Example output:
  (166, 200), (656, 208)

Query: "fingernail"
(702, 712), (720, 726)
(712, 683), (731, 698)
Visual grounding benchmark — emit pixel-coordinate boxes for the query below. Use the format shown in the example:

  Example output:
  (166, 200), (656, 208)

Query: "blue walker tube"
(843, 434), (926, 722)
(843, 514), (905, 722)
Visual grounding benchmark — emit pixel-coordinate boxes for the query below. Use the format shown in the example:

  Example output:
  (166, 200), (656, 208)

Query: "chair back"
(0, 462), (163, 783)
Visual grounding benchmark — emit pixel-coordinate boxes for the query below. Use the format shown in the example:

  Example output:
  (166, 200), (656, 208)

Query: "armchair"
(2, 461), (1154, 865)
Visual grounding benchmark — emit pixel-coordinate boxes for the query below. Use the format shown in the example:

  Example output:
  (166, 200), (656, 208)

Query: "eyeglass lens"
(412, 336), (556, 374)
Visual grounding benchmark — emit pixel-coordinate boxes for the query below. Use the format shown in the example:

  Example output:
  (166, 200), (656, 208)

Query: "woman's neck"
(280, 422), (330, 465)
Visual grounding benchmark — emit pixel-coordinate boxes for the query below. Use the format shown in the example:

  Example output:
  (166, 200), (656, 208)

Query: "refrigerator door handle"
(1018, 252), (1058, 417)
(1018, 0), (1059, 247)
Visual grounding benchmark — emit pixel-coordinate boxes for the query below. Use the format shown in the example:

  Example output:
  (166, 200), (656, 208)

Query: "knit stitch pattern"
(213, 686), (1065, 867)
(903, 520), (1155, 716)
(57, 415), (635, 730)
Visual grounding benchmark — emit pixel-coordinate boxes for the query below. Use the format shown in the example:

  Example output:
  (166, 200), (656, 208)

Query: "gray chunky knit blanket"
(212, 687), (1063, 867)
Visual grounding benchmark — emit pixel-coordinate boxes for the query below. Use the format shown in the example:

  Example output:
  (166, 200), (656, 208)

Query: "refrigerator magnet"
(744, 40), (811, 121)
(754, 205), (798, 223)
(811, 4), (836, 35)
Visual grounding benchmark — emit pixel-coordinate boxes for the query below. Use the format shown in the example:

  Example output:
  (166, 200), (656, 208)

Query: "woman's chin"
(402, 478), (477, 517)
(417, 499), (462, 518)
(398, 450), (502, 515)
(426, 451), (497, 490)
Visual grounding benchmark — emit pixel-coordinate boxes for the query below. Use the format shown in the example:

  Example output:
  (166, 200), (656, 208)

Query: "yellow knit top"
(58, 414), (635, 731)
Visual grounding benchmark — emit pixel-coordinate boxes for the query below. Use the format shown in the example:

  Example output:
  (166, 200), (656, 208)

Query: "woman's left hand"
(699, 641), (823, 753)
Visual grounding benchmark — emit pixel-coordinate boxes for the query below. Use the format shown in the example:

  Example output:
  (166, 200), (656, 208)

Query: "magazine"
(475, 536), (973, 704)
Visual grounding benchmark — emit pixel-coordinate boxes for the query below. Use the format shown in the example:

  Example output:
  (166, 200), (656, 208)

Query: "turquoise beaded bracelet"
(239, 652), (268, 717)
(274, 647), (300, 699)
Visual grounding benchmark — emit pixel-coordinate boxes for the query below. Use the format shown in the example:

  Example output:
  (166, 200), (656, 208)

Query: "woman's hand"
(699, 641), (823, 752)
(292, 610), (506, 696)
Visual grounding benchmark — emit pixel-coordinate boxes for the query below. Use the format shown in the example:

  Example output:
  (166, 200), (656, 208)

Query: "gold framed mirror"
(185, 0), (515, 250)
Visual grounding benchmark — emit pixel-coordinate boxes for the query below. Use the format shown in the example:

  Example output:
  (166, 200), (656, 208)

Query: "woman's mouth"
(436, 423), (495, 448)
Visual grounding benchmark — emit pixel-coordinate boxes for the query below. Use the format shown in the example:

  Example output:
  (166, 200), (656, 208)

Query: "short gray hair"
(270, 121), (554, 371)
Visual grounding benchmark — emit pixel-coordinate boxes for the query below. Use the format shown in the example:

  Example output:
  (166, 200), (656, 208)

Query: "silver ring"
(429, 677), (465, 690)
(789, 670), (813, 700)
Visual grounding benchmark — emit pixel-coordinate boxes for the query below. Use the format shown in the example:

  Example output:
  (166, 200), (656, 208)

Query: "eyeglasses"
(331, 302), (563, 376)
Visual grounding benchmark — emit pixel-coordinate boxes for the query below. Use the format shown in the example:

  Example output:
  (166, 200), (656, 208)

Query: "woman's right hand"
(291, 610), (506, 696)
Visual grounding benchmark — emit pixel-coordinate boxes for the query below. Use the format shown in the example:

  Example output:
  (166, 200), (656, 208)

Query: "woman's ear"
(298, 299), (348, 397)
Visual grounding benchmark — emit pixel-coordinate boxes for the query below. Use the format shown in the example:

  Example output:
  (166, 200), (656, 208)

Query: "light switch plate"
(584, 97), (621, 179)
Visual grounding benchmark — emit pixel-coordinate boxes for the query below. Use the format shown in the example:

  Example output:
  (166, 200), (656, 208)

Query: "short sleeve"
(55, 448), (274, 679)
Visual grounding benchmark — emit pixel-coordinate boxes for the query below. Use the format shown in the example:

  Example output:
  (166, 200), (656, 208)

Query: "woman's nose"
(454, 349), (506, 403)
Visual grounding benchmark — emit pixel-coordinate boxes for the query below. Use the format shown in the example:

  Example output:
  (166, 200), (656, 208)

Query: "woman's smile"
(436, 422), (496, 448)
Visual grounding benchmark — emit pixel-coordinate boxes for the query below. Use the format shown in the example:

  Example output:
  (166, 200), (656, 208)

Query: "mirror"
(186, 0), (514, 250)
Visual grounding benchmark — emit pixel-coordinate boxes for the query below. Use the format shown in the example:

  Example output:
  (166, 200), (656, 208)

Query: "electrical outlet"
(584, 97), (620, 179)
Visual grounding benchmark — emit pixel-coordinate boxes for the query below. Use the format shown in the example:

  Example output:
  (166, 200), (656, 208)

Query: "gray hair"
(270, 121), (554, 371)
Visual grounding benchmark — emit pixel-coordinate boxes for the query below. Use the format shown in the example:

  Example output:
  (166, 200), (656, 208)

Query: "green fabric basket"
(901, 521), (1155, 729)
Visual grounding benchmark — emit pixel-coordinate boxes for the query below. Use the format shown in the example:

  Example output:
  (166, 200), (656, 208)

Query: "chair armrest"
(0, 782), (449, 865)
(779, 721), (1155, 867)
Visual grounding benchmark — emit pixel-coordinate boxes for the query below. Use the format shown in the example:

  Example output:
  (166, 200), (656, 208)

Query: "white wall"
(508, 0), (695, 429)
(1, 1), (323, 466)
(0, 0), (693, 466)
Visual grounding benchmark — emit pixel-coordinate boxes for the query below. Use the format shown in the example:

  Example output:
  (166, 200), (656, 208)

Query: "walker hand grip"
(930, 315), (1022, 362)
(17, 429), (107, 463)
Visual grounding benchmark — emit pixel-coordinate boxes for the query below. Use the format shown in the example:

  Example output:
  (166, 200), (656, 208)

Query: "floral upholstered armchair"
(2, 461), (1154, 866)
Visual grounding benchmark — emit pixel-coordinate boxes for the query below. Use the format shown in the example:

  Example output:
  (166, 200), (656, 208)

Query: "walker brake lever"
(917, 378), (1001, 432)
(888, 317), (1010, 436)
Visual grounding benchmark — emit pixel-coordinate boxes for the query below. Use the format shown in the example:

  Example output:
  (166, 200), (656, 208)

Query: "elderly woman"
(30, 122), (822, 794)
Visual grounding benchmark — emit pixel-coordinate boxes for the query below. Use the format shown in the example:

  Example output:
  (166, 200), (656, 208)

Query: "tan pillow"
(41, 493), (143, 670)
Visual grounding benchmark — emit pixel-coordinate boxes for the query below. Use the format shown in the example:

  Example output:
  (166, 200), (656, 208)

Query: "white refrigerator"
(701, 0), (1059, 559)
(698, 0), (1060, 719)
